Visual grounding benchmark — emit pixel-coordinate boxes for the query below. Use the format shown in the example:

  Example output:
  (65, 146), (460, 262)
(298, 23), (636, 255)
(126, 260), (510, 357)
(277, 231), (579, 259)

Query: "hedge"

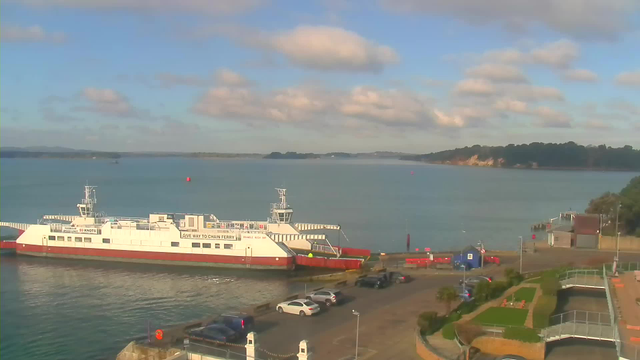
(503, 327), (542, 343)
(532, 295), (557, 328)
(442, 323), (456, 340)
(418, 311), (443, 335)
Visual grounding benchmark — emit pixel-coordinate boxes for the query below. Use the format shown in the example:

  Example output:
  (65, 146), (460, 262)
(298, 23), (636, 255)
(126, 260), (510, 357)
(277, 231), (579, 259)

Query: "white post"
(519, 236), (523, 273)
(245, 332), (256, 359)
(615, 203), (620, 263)
(352, 310), (360, 360)
(297, 339), (312, 360)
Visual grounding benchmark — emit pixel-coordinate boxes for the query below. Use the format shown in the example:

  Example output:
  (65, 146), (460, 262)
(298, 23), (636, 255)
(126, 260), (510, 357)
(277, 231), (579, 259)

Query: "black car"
(210, 313), (255, 336)
(389, 272), (412, 283)
(189, 324), (239, 343)
(355, 276), (387, 289)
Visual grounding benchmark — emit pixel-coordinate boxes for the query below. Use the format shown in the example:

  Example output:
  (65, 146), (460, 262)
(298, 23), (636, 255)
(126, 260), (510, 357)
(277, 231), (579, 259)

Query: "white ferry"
(0, 185), (352, 270)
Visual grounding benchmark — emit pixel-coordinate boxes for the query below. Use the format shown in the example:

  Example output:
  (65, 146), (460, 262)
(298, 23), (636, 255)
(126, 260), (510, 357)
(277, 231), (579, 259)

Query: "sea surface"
(0, 157), (636, 359)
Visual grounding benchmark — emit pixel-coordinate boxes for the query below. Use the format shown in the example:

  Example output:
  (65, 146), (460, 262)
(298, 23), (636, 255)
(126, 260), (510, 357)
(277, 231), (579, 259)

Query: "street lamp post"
(352, 310), (360, 360)
(615, 202), (621, 262)
(519, 236), (523, 273)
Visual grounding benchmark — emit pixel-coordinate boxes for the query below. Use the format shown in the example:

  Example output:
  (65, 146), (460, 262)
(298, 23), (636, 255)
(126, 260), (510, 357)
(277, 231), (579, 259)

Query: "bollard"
(246, 332), (256, 359)
(297, 339), (312, 360)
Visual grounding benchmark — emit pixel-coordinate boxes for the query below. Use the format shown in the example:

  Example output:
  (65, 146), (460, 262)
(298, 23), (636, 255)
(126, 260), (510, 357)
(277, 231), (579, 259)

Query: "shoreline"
(402, 160), (640, 172)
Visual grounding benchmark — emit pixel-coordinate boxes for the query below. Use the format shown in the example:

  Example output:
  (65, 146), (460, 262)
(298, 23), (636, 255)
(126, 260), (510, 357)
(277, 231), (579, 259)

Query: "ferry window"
(102, 238), (111, 244)
(75, 237), (82, 242)
(224, 244), (233, 250)
(67, 237), (72, 241)
(84, 237), (91, 243)
(203, 243), (211, 249)
(171, 242), (179, 247)
(159, 216), (164, 221)
(48, 235), (56, 241)
(215, 244), (220, 249)
(192, 242), (201, 248)
(57, 236), (64, 241)
(188, 217), (195, 227)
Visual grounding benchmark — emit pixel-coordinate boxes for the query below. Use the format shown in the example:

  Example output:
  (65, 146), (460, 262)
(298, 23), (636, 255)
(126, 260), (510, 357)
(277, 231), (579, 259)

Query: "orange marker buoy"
(186, 177), (191, 182)
(155, 329), (164, 340)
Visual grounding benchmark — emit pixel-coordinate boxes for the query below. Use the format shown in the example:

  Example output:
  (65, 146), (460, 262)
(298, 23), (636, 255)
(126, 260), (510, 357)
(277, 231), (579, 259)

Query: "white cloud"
(14, 0), (262, 15)
(494, 98), (529, 113)
(205, 25), (400, 72)
(533, 106), (572, 128)
(465, 63), (528, 83)
(0, 24), (66, 43)
(433, 110), (465, 128)
(215, 69), (252, 87)
(583, 120), (612, 130)
(193, 86), (330, 124)
(615, 70), (640, 87)
(454, 79), (496, 96)
(380, 0), (636, 40)
(268, 26), (399, 72)
(507, 85), (565, 101)
(529, 40), (579, 68)
(477, 40), (579, 69)
(81, 88), (133, 116)
(564, 69), (599, 82)
(339, 87), (433, 125)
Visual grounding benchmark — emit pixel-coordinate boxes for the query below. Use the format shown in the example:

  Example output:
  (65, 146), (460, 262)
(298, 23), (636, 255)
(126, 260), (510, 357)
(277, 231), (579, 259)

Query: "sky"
(1, 0), (640, 153)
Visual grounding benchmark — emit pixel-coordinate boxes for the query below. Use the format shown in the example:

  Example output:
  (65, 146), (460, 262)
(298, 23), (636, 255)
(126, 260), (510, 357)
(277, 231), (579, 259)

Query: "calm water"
(0, 158), (636, 359)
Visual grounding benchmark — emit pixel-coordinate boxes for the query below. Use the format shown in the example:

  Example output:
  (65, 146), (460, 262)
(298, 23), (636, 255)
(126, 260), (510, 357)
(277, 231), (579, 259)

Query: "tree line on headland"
(401, 142), (640, 171)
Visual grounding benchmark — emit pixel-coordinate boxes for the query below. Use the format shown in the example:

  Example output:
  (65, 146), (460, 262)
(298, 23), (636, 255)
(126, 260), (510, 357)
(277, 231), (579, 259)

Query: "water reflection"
(1, 255), (299, 360)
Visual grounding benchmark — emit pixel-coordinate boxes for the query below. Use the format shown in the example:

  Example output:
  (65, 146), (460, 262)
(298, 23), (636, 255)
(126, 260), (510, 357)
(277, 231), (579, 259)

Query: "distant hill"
(401, 142), (640, 171)
(1, 146), (90, 153)
(264, 152), (321, 159)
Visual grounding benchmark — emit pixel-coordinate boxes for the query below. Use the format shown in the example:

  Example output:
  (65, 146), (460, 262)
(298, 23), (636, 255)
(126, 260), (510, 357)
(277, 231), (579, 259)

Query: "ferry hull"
(16, 244), (295, 270)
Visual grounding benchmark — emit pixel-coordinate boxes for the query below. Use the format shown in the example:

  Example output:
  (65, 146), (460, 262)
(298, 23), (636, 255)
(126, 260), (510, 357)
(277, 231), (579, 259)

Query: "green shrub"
(489, 281), (509, 299)
(474, 281), (492, 303)
(456, 300), (478, 315)
(447, 312), (462, 322)
(504, 268), (524, 287)
(442, 323), (456, 340)
(417, 311), (444, 335)
(532, 295), (557, 328)
(503, 327), (542, 343)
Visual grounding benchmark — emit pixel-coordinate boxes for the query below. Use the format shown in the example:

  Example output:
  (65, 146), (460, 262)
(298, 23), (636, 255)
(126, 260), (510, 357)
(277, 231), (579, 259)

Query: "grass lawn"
(472, 307), (529, 327)
(513, 287), (537, 303)
(525, 277), (543, 283)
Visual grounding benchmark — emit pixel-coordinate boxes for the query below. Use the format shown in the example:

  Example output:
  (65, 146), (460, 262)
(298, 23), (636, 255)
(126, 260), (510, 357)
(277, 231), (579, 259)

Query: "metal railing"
(620, 341), (640, 360)
(187, 342), (254, 360)
(543, 310), (615, 342)
(558, 268), (605, 288)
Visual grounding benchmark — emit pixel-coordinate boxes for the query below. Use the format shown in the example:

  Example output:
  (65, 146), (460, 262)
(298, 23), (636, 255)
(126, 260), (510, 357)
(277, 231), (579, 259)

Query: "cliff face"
(434, 155), (505, 167)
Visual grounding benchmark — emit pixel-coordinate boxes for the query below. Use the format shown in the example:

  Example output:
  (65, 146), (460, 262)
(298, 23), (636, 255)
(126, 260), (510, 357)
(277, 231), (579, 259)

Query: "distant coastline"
(400, 142), (640, 171)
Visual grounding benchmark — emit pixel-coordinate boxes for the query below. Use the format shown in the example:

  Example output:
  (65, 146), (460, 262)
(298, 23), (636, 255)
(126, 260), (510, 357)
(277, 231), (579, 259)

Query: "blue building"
(452, 245), (482, 270)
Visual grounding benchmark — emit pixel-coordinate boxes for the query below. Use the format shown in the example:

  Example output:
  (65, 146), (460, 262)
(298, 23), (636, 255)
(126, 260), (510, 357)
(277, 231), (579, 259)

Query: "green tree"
(504, 268), (524, 287)
(473, 281), (491, 303)
(436, 286), (459, 314)
(585, 176), (640, 235)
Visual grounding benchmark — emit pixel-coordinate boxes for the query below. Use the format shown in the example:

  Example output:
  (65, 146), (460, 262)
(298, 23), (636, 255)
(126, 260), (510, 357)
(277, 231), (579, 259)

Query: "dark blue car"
(211, 313), (255, 336)
(189, 324), (239, 343)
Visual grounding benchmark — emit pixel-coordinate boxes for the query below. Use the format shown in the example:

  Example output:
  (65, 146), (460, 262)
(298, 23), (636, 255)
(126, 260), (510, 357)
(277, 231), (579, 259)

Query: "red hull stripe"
(17, 244), (294, 269)
(1, 241), (17, 249)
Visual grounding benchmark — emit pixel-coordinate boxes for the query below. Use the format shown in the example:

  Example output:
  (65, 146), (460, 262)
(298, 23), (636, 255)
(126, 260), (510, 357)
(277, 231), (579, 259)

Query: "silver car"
(305, 288), (345, 306)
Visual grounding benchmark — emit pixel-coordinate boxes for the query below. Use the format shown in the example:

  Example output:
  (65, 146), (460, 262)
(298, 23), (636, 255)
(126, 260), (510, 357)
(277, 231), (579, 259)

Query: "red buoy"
(186, 177), (191, 182)
(410, 171), (414, 175)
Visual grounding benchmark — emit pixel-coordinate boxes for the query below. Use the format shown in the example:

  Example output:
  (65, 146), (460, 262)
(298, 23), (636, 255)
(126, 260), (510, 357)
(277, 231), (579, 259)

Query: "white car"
(276, 299), (320, 316)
